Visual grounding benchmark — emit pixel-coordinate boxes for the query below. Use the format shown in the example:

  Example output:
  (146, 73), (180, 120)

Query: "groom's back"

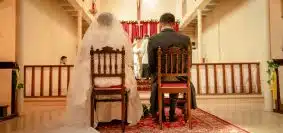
(148, 29), (190, 75)
(150, 29), (190, 50)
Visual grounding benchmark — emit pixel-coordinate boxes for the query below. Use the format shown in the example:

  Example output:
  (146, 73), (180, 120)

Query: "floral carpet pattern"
(137, 79), (151, 91)
(97, 108), (249, 133)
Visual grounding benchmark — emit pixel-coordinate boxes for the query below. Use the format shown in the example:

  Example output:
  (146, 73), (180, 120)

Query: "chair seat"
(160, 83), (187, 88)
(163, 98), (186, 105)
(95, 85), (124, 89)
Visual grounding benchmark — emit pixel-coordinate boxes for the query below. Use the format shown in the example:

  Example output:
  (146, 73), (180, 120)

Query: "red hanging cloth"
(141, 22), (148, 37)
(149, 22), (158, 36)
(131, 22), (139, 43)
(121, 22), (130, 34)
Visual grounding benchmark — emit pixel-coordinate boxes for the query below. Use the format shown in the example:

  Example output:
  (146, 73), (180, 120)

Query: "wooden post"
(197, 9), (202, 63)
(137, 0), (141, 21)
(77, 10), (82, 55)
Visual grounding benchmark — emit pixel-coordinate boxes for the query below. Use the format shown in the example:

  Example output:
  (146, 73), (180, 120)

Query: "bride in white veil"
(69, 12), (143, 126)
(24, 12), (142, 133)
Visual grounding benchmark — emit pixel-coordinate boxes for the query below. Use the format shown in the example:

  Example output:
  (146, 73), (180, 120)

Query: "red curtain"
(140, 22), (148, 38)
(131, 23), (139, 42)
(121, 22), (130, 34)
(149, 22), (158, 36)
(120, 21), (179, 43)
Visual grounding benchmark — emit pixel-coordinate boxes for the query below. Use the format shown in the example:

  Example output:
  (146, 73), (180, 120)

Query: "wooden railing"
(191, 62), (261, 95)
(24, 65), (73, 98)
(24, 62), (261, 98)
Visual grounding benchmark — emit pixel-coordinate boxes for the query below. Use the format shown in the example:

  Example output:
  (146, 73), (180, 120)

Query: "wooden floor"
(0, 97), (283, 133)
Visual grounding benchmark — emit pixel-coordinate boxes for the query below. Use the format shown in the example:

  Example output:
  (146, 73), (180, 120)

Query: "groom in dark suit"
(148, 13), (197, 122)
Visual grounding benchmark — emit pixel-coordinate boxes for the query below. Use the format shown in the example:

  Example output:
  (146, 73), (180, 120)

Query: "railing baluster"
(231, 64), (235, 93)
(24, 66), (27, 97)
(205, 64), (209, 94)
(196, 64), (200, 95)
(213, 65), (218, 94)
(58, 66), (62, 96)
(222, 64), (227, 94)
(31, 67), (35, 97)
(256, 63), (261, 93)
(248, 64), (253, 93)
(40, 66), (44, 96)
(239, 64), (244, 93)
(49, 67), (53, 96)
(67, 66), (70, 90)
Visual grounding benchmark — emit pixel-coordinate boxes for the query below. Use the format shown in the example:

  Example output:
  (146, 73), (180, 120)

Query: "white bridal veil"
(23, 13), (141, 133)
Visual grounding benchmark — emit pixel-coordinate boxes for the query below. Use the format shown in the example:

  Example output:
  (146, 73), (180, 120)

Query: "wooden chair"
(90, 46), (127, 132)
(157, 46), (192, 129)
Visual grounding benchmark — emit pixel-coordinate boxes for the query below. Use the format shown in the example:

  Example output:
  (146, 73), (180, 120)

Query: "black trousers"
(141, 64), (150, 78)
(150, 77), (197, 118)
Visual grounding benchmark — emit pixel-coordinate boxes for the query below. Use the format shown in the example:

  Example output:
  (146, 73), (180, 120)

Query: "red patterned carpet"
(137, 79), (151, 91)
(97, 108), (249, 133)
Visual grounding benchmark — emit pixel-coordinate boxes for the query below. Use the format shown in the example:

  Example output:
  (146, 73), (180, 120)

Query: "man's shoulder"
(149, 33), (162, 41)
(176, 32), (190, 42)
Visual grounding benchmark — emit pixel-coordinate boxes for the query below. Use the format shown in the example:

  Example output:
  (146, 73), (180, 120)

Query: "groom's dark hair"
(159, 13), (175, 24)
(97, 12), (113, 26)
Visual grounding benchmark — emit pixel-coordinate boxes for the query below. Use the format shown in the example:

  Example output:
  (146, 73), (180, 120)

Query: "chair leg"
(90, 98), (94, 127)
(121, 93), (126, 132)
(184, 93), (188, 122)
(125, 93), (128, 123)
(158, 92), (163, 129)
(187, 90), (192, 129)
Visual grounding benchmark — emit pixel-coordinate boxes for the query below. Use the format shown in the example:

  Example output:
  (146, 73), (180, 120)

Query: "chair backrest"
(90, 46), (125, 87)
(157, 45), (192, 78)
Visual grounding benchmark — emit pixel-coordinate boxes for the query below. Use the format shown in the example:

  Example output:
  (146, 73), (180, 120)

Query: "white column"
(77, 10), (82, 55)
(197, 9), (202, 63)
(175, 0), (182, 20)
(263, 0), (273, 111)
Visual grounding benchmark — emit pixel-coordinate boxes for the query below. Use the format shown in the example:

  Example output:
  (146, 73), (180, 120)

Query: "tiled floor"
(198, 98), (283, 133)
(0, 98), (283, 133)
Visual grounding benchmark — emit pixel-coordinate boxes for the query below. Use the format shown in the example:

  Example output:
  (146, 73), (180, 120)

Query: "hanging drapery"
(121, 22), (130, 34)
(149, 22), (158, 36)
(120, 20), (179, 42)
(140, 22), (149, 37)
(131, 23), (139, 42)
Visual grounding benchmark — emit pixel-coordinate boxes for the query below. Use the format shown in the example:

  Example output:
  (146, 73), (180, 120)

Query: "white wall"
(270, 0), (283, 59)
(18, 0), (77, 65)
(99, 0), (180, 20)
(0, 0), (16, 61)
(0, 0), (17, 115)
(99, 0), (137, 20)
(202, 0), (268, 62)
(140, 0), (180, 20)
(200, 0), (271, 110)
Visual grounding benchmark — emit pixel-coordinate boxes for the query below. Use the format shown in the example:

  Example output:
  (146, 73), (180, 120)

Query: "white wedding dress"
(21, 13), (142, 133)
